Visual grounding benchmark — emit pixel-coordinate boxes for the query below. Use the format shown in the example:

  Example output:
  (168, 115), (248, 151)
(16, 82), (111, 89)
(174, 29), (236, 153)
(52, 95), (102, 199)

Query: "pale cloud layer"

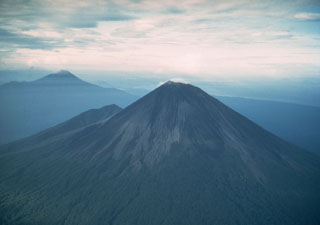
(0, 0), (320, 79)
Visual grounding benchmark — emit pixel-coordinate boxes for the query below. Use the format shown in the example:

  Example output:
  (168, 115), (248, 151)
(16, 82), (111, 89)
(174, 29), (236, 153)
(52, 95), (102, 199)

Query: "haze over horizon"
(0, 0), (320, 80)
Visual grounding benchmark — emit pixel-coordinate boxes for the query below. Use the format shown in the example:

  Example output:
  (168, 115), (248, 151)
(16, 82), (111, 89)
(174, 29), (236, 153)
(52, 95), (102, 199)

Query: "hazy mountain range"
(1, 81), (319, 225)
(2, 69), (319, 107)
(216, 96), (320, 155)
(1, 70), (319, 156)
(0, 70), (137, 144)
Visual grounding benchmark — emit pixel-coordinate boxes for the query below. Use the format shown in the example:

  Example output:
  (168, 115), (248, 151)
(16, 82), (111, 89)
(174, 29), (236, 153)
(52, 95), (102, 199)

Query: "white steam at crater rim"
(157, 78), (189, 87)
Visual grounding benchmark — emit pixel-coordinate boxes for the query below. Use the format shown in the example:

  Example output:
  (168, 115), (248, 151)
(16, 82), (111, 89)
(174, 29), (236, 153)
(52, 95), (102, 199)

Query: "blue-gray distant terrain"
(0, 70), (319, 156)
(95, 78), (320, 154)
(216, 96), (320, 155)
(1, 81), (319, 225)
(0, 70), (137, 144)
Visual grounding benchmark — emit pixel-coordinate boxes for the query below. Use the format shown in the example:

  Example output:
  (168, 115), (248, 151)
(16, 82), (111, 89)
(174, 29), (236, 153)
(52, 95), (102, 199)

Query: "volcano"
(1, 81), (320, 225)
(0, 70), (137, 144)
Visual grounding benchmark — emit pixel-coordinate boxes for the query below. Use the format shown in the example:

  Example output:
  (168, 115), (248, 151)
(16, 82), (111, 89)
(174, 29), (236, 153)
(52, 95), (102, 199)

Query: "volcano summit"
(1, 81), (320, 225)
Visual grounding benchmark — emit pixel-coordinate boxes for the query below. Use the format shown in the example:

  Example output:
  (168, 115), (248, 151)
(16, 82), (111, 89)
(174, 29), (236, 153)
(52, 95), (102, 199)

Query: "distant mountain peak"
(35, 70), (90, 86)
(57, 70), (74, 75)
(43, 70), (78, 80)
(164, 80), (187, 86)
(157, 78), (189, 88)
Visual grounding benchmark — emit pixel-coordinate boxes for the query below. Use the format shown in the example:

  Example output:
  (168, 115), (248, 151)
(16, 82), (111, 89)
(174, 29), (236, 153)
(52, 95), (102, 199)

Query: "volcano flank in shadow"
(1, 81), (320, 225)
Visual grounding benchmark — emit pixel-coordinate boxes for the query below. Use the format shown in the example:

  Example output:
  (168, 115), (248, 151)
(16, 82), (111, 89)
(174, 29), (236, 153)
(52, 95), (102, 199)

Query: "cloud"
(294, 12), (320, 21)
(166, 6), (185, 14)
(169, 78), (189, 83)
(0, 28), (64, 50)
(0, 0), (319, 79)
(0, 0), (136, 29)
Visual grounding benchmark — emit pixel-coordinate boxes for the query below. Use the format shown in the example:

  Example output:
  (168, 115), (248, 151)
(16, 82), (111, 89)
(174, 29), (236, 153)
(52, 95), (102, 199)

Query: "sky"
(0, 0), (320, 79)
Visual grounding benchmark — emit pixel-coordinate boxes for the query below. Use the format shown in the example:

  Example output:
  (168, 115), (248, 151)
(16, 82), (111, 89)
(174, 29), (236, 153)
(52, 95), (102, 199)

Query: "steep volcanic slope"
(1, 81), (320, 225)
(0, 70), (136, 144)
(45, 103), (122, 136)
(30, 104), (121, 144)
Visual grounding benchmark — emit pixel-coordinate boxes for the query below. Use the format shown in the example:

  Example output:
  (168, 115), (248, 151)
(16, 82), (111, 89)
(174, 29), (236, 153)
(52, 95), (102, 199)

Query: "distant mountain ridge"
(34, 70), (87, 85)
(3, 104), (122, 150)
(0, 70), (137, 144)
(42, 70), (78, 79)
(216, 96), (320, 155)
(37, 103), (122, 139)
(2, 70), (102, 88)
(1, 81), (319, 225)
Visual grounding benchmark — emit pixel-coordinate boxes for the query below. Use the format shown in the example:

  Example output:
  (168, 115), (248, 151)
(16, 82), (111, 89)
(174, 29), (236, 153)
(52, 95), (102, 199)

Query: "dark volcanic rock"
(1, 81), (320, 225)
